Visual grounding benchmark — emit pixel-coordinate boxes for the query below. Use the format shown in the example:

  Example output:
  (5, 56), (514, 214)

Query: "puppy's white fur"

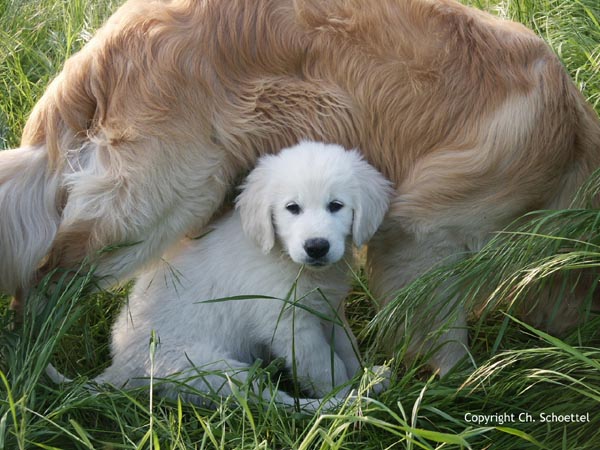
(86, 141), (392, 408)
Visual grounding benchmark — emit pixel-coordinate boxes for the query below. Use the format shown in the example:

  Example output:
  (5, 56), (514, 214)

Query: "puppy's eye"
(328, 200), (344, 213)
(286, 203), (301, 215)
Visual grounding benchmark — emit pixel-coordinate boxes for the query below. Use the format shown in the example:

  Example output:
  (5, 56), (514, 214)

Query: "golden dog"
(1, 0), (599, 373)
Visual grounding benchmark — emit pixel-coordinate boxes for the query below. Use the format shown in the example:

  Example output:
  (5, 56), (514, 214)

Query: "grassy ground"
(1, 0), (599, 448)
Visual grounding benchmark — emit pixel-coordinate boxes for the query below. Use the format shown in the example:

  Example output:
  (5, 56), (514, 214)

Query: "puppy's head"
(236, 141), (393, 268)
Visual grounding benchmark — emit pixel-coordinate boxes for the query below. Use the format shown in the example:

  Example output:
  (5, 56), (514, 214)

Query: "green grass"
(1, 0), (600, 448)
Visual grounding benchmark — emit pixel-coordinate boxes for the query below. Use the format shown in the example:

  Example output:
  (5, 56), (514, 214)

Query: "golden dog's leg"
(8, 289), (24, 327)
(366, 222), (470, 376)
(41, 135), (239, 290)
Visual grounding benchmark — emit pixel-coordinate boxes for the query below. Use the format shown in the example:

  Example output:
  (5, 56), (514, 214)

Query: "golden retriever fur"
(2, 0), (599, 372)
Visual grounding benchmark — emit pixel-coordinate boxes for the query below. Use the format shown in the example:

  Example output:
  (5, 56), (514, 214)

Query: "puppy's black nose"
(304, 238), (330, 259)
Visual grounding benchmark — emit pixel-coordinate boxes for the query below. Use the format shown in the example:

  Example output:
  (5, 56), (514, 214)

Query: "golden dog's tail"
(0, 145), (62, 295)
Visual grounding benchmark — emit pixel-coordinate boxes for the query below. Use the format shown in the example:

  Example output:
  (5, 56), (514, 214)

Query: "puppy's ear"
(235, 164), (275, 254)
(351, 153), (394, 247)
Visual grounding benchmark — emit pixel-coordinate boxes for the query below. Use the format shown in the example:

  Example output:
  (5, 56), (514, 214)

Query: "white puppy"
(60, 141), (392, 408)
